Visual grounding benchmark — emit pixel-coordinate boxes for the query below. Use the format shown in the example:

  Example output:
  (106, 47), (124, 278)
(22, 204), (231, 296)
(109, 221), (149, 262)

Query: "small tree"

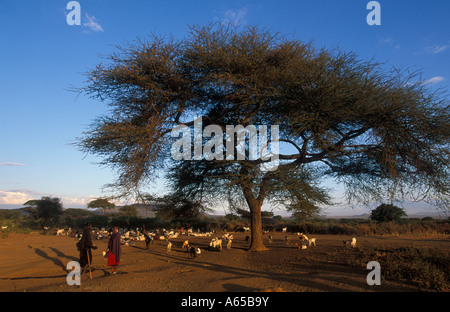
(87, 198), (116, 214)
(24, 197), (64, 227)
(153, 193), (211, 220)
(370, 203), (407, 222)
(118, 205), (138, 217)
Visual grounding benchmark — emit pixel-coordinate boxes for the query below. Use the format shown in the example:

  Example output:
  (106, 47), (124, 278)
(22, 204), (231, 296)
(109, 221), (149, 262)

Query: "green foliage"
(118, 205), (138, 216)
(350, 246), (450, 291)
(0, 209), (21, 220)
(75, 23), (449, 251)
(152, 193), (212, 220)
(23, 197), (64, 227)
(87, 198), (115, 212)
(370, 203), (407, 222)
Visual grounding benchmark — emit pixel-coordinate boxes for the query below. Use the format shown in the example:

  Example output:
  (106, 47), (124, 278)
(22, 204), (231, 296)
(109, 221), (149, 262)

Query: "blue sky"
(0, 1), (449, 216)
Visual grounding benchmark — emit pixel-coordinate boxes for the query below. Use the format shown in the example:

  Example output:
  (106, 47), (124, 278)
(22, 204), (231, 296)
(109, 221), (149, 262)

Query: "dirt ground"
(0, 231), (448, 292)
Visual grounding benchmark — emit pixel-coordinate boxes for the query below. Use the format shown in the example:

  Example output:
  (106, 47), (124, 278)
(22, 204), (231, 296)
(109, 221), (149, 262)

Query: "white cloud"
(425, 44), (450, 54)
(0, 162), (25, 167)
(63, 195), (97, 207)
(223, 7), (248, 25)
(0, 190), (101, 208)
(379, 37), (394, 45)
(423, 76), (445, 85)
(0, 190), (36, 205)
(378, 37), (401, 50)
(83, 13), (104, 32)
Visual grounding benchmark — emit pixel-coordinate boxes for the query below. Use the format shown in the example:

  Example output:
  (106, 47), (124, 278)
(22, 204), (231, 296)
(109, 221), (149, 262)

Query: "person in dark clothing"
(105, 227), (122, 275)
(76, 223), (97, 276)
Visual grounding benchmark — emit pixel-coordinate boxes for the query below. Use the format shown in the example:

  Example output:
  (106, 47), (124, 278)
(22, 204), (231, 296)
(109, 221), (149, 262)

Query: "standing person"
(77, 223), (97, 277)
(106, 227), (122, 275)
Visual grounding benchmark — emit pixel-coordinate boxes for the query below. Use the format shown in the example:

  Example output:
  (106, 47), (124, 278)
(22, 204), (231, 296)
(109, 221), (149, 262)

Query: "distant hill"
(95, 204), (158, 218)
(325, 213), (370, 219)
(326, 211), (448, 219)
(406, 211), (449, 219)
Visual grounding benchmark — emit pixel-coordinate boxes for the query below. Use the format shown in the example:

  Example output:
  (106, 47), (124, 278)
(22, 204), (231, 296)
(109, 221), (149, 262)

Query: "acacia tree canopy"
(87, 198), (116, 213)
(24, 196), (64, 227)
(76, 24), (449, 250)
(370, 203), (407, 222)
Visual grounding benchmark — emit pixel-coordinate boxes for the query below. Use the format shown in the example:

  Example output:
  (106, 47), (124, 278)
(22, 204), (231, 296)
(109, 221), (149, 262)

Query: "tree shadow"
(34, 248), (68, 272)
(48, 247), (78, 262)
(222, 283), (259, 292)
(144, 249), (353, 292)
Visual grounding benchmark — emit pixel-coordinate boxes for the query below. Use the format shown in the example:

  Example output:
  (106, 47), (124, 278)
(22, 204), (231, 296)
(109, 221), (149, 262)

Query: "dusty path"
(1, 232), (447, 292)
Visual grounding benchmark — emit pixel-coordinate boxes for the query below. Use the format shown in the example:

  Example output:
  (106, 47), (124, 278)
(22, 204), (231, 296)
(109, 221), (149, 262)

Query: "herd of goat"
(51, 226), (357, 257)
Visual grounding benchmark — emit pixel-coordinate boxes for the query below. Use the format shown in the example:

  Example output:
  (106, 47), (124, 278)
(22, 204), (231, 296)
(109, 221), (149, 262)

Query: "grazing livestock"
(344, 237), (357, 248)
(298, 233), (309, 243)
(144, 233), (153, 249)
(285, 236), (292, 245)
(188, 246), (201, 258)
(209, 238), (222, 251)
(295, 243), (308, 250)
(152, 235), (165, 244)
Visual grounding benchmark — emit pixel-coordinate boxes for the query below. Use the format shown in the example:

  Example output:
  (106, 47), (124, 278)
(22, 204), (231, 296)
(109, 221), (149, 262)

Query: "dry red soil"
(0, 231), (448, 292)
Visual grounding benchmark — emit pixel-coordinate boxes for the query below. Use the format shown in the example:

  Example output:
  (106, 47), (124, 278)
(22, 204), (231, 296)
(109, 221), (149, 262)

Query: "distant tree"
(63, 208), (98, 219)
(261, 211), (274, 218)
(87, 198), (116, 214)
(24, 197), (63, 227)
(272, 215), (283, 222)
(118, 205), (138, 217)
(234, 208), (251, 220)
(224, 213), (241, 221)
(153, 193), (211, 220)
(370, 203), (407, 222)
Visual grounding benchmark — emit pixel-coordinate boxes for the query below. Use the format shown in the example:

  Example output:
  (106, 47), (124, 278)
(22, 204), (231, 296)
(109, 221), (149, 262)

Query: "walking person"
(77, 223), (97, 278)
(105, 227), (122, 275)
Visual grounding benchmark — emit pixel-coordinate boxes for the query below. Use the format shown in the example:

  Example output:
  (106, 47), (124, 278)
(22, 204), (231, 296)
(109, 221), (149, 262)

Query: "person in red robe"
(105, 227), (122, 275)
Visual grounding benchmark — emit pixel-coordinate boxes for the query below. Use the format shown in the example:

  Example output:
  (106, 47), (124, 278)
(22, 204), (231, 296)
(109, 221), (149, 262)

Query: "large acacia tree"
(77, 24), (449, 251)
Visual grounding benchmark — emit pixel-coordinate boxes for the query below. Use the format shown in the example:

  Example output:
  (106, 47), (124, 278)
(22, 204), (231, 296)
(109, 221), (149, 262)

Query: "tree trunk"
(241, 181), (268, 251)
(248, 199), (268, 251)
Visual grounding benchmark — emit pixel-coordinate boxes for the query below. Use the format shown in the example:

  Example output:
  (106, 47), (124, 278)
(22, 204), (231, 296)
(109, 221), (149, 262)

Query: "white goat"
(56, 228), (65, 236)
(209, 238), (222, 250)
(285, 236), (292, 245)
(299, 233), (309, 243)
(344, 237), (357, 248)
(167, 241), (172, 253)
(222, 233), (233, 240)
(182, 240), (190, 251)
(295, 243), (307, 250)
(188, 246), (201, 258)
(308, 237), (316, 246)
(282, 227), (287, 233)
